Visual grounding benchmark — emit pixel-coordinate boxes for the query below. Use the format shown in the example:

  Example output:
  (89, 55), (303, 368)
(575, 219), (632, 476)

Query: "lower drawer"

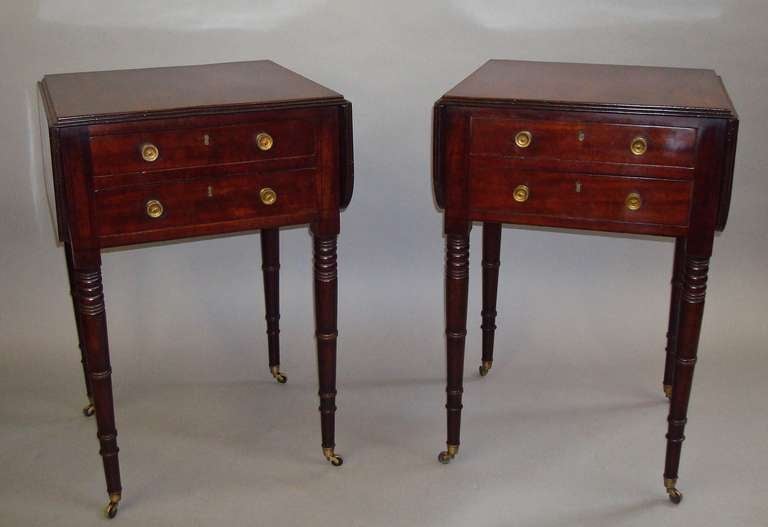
(469, 168), (692, 227)
(94, 168), (318, 237)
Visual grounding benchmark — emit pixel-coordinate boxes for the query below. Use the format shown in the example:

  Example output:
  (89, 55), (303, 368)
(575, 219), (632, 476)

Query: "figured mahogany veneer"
(39, 60), (353, 517)
(89, 113), (317, 177)
(469, 168), (692, 230)
(433, 60), (739, 504)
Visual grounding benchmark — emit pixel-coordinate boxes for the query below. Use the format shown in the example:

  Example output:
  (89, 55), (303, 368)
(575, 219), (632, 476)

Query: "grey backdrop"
(2, 1), (767, 526)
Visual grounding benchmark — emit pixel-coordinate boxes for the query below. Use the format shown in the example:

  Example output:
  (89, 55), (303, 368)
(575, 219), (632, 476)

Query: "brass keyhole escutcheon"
(625, 192), (642, 211)
(630, 136), (648, 156)
(513, 184), (530, 203)
(515, 131), (532, 148)
(141, 143), (159, 162)
(145, 199), (164, 218)
(260, 187), (277, 205)
(256, 132), (274, 151)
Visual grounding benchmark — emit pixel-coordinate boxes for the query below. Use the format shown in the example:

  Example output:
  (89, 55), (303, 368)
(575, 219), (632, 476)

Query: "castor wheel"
(82, 402), (95, 417)
(270, 366), (287, 384)
(665, 479), (683, 504)
(105, 494), (121, 519)
(667, 488), (683, 504)
(478, 361), (492, 377)
(323, 448), (343, 467)
(438, 445), (459, 464)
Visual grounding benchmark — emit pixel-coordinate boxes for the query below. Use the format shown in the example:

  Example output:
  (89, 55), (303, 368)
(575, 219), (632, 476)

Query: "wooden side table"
(39, 61), (353, 517)
(432, 60), (738, 503)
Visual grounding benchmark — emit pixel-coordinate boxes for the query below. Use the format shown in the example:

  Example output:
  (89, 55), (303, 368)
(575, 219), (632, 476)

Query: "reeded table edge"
(39, 78), (346, 128)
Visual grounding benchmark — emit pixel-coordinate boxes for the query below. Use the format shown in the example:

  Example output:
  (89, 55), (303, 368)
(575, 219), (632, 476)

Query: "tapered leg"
(663, 251), (710, 504)
(312, 233), (342, 466)
(663, 238), (686, 398)
(439, 223), (470, 464)
(260, 229), (285, 384)
(73, 265), (122, 517)
(64, 243), (95, 416)
(479, 223), (501, 377)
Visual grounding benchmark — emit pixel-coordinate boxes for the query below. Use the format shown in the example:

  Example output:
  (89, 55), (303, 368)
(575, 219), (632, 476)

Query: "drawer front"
(90, 119), (316, 176)
(470, 117), (697, 169)
(94, 169), (318, 237)
(469, 168), (692, 227)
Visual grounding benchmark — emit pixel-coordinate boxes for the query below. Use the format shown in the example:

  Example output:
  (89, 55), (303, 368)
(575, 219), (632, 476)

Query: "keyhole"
(578, 130), (585, 142)
(203, 134), (210, 146)
(207, 185), (213, 197)
(575, 181), (582, 193)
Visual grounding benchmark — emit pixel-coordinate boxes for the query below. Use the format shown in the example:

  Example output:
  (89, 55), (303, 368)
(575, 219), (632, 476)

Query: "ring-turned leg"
(479, 223), (501, 377)
(260, 229), (285, 384)
(663, 238), (686, 399)
(439, 223), (470, 464)
(312, 232), (342, 466)
(65, 243), (95, 416)
(663, 251), (710, 504)
(73, 265), (122, 517)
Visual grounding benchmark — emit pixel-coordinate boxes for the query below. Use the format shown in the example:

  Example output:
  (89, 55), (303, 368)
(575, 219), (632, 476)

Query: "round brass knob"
(140, 143), (159, 162)
(625, 192), (642, 211)
(145, 199), (164, 218)
(513, 184), (530, 203)
(630, 137), (648, 156)
(255, 132), (274, 151)
(515, 131), (532, 149)
(260, 187), (277, 205)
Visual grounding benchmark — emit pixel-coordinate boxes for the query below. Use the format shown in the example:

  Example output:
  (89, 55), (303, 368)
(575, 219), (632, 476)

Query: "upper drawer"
(470, 117), (697, 169)
(89, 118), (316, 176)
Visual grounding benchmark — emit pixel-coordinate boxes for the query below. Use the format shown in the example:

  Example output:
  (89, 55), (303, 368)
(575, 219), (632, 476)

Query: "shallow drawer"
(470, 117), (697, 169)
(90, 119), (316, 176)
(94, 168), (318, 237)
(469, 168), (692, 227)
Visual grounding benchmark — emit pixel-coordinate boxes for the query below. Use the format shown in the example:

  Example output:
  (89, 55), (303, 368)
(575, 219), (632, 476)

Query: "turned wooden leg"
(663, 251), (710, 504)
(312, 233), (342, 467)
(65, 243), (95, 416)
(479, 222), (501, 377)
(663, 238), (686, 399)
(73, 265), (122, 517)
(260, 229), (285, 384)
(439, 223), (470, 464)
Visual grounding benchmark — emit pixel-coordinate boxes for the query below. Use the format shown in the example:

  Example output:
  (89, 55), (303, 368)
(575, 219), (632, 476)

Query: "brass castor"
(438, 444), (459, 464)
(105, 493), (121, 519)
(478, 361), (493, 377)
(82, 400), (95, 417)
(663, 384), (673, 399)
(270, 366), (287, 384)
(323, 447), (343, 467)
(665, 479), (683, 505)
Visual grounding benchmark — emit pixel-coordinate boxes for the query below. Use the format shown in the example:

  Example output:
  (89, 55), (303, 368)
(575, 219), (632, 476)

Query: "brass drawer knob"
(513, 184), (530, 203)
(625, 192), (642, 211)
(145, 199), (164, 218)
(256, 132), (274, 151)
(260, 187), (277, 205)
(141, 143), (159, 162)
(515, 131), (532, 149)
(630, 136), (648, 156)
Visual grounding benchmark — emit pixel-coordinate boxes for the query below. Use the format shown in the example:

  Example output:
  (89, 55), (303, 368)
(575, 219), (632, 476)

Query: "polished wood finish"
(469, 168), (692, 227)
(40, 61), (353, 516)
(480, 223), (501, 373)
(42, 60), (342, 126)
(470, 116), (697, 169)
(261, 229), (282, 379)
(444, 60), (735, 116)
(433, 60), (739, 502)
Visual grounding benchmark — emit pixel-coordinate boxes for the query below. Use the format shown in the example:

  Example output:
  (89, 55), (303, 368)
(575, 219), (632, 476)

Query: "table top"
(41, 60), (344, 127)
(442, 60), (736, 117)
